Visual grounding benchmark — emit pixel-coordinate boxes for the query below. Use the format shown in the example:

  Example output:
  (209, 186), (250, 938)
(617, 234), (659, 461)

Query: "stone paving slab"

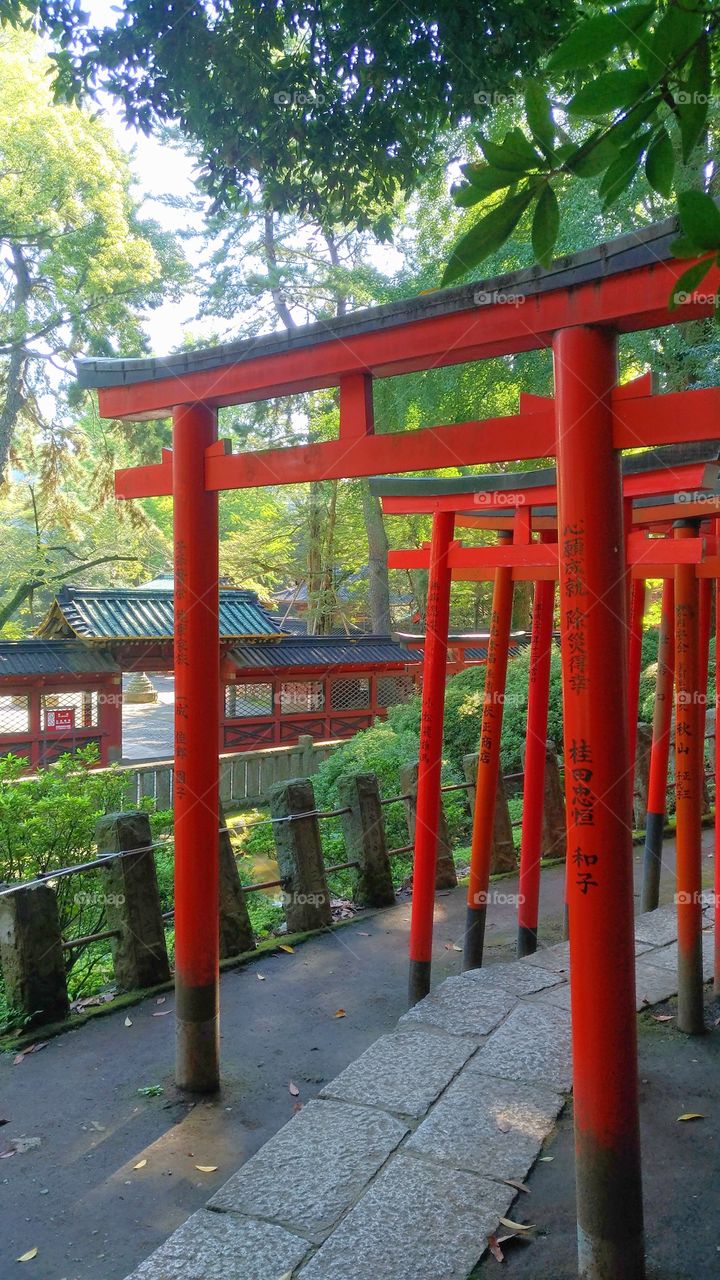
(398, 977), (516, 1040)
(124, 1208), (311, 1280)
(520, 942), (570, 973)
(320, 1027), (476, 1118)
(297, 1154), (515, 1280)
(634, 962), (680, 1009)
(471, 1002), (573, 1091)
(441, 959), (563, 997)
(208, 1099), (408, 1241)
(406, 1066), (564, 1181)
(634, 905), (681, 948)
(524, 981), (572, 1011)
(644, 930), (714, 979)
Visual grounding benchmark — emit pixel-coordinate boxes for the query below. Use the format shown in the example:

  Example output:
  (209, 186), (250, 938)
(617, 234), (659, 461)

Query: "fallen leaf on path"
(288, 1081), (300, 1096)
(677, 1113), (704, 1122)
(133, 1159), (147, 1169)
(12, 1043), (47, 1066)
(334, 1009), (346, 1018)
(195, 1165), (218, 1173)
(499, 1218), (535, 1232)
(156, 996), (166, 1005)
(501, 1178), (530, 1194)
(257, 973), (266, 981)
(124, 1016), (133, 1028)
(278, 944), (294, 954)
(539, 1156), (554, 1162)
(651, 1014), (673, 1022)
(153, 1011), (171, 1017)
(487, 1235), (504, 1263)
(0, 1118), (8, 1126)
(17, 1248), (38, 1262)
(357, 931), (370, 936)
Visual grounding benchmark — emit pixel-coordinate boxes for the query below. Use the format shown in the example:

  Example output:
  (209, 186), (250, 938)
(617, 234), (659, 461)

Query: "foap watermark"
(280, 890), (327, 908)
(675, 490), (720, 506)
(274, 89), (326, 107)
(473, 89), (522, 108)
(473, 490), (526, 507)
(472, 889), (526, 907)
(74, 891), (125, 908)
(676, 690), (708, 706)
(474, 288), (526, 307)
(674, 291), (720, 307)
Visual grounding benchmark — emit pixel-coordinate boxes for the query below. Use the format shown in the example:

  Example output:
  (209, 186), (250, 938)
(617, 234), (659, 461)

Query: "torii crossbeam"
(76, 216), (720, 1280)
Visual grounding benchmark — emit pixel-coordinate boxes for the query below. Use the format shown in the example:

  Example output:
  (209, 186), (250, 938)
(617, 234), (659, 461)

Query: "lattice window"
(41, 690), (99, 730)
(0, 695), (30, 736)
(330, 677), (370, 711)
(225, 682), (273, 718)
(280, 680), (325, 714)
(376, 674), (415, 708)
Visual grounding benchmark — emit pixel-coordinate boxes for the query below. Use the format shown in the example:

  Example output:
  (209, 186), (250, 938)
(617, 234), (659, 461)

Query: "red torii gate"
(375, 450), (719, 1035)
(77, 218), (720, 1280)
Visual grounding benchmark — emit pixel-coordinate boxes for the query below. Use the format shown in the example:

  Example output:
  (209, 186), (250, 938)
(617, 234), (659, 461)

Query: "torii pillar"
(554, 327), (644, 1280)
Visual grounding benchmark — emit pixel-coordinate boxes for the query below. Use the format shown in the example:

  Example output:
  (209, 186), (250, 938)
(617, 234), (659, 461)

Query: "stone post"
(399, 761), (457, 889)
(541, 741), (566, 859)
(0, 884), (69, 1026)
(298, 734), (315, 776)
(462, 753), (517, 873)
(268, 778), (332, 932)
(96, 812), (171, 991)
(337, 772), (396, 907)
(219, 804), (255, 957)
(633, 722), (653, 831)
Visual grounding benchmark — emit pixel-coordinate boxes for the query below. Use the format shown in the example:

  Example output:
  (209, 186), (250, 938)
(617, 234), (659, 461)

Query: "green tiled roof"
(36, 585), (281, 642)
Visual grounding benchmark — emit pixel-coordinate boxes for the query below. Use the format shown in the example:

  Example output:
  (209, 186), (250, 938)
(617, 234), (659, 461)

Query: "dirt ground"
(472, 988), (720, 1280)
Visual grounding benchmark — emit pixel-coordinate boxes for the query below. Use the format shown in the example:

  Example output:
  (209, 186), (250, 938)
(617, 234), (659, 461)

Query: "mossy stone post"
(633, 723), (653, 831)
(218, 803), (255, 958)
(0, 884), (68, 1026)
(400, 760), (457, 889)
(462, 753), (516, 874)
(96, 812), (171, 991)
(337, 771), (395, 907)
(269, 778), (332, 932)
(298, 734), (315, 776)
(541, 741), (566, 859)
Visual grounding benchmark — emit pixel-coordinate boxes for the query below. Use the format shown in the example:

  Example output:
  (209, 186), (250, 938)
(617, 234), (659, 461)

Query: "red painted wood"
(100, 258), (717, 422)
(554, 325), (644, 1276)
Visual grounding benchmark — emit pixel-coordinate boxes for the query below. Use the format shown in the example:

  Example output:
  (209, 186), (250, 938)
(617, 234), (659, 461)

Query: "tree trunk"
(0, 245), (32, 482)
(360, 480), (391, 633)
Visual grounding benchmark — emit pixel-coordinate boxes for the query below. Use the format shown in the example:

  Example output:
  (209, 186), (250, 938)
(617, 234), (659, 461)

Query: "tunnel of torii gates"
(77, 216), (720, 1280)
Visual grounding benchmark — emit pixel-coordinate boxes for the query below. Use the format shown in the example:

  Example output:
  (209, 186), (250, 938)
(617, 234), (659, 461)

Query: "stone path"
(125, 898), (714, 1280)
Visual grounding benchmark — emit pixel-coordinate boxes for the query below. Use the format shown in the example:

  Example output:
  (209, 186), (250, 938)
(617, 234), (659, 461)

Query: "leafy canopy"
(8, 0), (574, 229)
(442, 0), (720, 301)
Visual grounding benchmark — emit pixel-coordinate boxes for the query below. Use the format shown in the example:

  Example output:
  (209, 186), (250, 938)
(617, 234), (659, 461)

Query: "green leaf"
(442, 186), (537, 285)
(645, 126), (674, 198)
(670, 234), (701, 259)
(677, 190), (720, 251)
(606, 95), (661, 145)
(565, 132), (619, 178)
(531, 186), (560, 266)
(548, 6), (655, 73)
(643, 4), (705, 82)
(599, 134), (648, 208)
(524, 81), (554, 153)
(677, 34), (711, 161)
(452, 167), (515, 207)
(569, 70), (650, 118)
(669, 257), (714, 310)
(480, 129), (542, 172)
